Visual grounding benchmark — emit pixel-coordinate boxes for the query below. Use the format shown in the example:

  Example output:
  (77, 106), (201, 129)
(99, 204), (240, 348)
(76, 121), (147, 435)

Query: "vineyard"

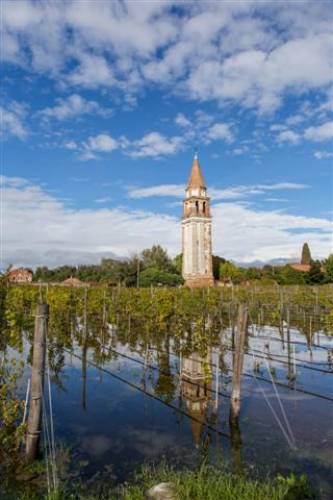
(1, 282), (332, 499)
(2, 283), (333, 345)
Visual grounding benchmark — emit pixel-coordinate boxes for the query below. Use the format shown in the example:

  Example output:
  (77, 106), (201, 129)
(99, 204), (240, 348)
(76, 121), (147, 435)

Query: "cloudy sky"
(1, 0), (333, 268)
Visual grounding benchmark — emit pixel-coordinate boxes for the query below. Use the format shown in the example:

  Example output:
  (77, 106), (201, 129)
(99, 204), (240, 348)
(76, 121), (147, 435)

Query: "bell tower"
(182, 153), (214, 287)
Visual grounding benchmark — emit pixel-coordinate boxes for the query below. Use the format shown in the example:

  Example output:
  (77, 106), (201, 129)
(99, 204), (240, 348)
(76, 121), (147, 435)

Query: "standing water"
(1, 285), (333, 498)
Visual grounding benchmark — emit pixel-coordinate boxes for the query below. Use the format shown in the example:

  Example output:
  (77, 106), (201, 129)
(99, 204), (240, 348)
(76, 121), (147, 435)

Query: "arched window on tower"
(195, 200), (199, 214)
(203, 201), (206, 215)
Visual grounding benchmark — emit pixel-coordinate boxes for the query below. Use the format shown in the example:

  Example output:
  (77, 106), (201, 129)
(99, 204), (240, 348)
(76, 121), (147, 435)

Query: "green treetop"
(219, 261), (243, 283)
(324, 254), (333, 283)
(141, 245), (172, 271)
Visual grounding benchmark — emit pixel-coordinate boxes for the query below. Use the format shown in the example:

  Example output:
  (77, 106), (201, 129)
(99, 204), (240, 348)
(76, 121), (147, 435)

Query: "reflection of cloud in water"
(81, 434), (112, 457)
(78, 428), (190, 462)
(247, 387), (312, 401)
(125, 429), (189, 458)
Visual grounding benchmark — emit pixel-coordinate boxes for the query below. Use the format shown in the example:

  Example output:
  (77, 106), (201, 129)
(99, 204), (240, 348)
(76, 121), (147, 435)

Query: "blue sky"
(1, 0), (332, 268)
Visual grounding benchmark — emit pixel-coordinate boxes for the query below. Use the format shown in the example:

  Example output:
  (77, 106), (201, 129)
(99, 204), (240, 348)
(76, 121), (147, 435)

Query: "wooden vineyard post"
(286, 307), (294, 384)
(82, 287), (88, 411)
(82, 343), (87, 411)
(230, 303), (248, 420)
(229, 408), (243, 475)
(26, 303), (49, 460)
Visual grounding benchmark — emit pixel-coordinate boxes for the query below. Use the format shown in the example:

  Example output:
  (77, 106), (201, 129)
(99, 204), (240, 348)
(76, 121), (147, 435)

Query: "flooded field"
(1, 285), (333, 498)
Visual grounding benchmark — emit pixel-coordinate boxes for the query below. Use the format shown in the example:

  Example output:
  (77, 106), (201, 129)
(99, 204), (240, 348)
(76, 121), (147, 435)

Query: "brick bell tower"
(182, 153), (214, 287)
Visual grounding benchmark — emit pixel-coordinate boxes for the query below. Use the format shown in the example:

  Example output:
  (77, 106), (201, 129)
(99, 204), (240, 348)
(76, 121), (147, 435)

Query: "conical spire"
(187, 153), (206, 190)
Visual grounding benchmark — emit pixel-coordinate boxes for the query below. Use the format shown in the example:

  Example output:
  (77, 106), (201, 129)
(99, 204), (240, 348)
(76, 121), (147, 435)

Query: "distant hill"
(234, 258), (295, 268)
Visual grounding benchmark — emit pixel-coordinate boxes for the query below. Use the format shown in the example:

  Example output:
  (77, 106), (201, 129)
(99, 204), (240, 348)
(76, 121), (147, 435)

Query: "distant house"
(8, 268), (33, 283)
(62, 276), (85, 286)
(289, 263), (311, 273)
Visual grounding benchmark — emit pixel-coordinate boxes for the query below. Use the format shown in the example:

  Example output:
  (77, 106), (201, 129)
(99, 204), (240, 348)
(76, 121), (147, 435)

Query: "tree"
(324, 254), (333, 283)
(307, 260), (324, 284)
(244, 267), (262, 281)
(219, 262), (243, 282)
(276, 265), (306, 285)
(212, 255), (226, 280)
(118, 257), (141, 287)
(172, 254), (183, 275)
(262, 265), (274, 279)
(53, 265), (77, 281)
(138, 268), (183, 287)
(301, 243), (311, 265)
(141, 245), (172, 271)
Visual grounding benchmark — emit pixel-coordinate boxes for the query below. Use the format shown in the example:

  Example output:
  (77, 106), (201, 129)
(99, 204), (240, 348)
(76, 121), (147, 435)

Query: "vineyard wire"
(64, 348), (232, 441)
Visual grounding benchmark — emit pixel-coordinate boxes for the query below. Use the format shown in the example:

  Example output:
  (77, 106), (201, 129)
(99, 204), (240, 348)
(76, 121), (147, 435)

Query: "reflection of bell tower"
(182, 153), (214, 288)
(180, 350), (212, 447)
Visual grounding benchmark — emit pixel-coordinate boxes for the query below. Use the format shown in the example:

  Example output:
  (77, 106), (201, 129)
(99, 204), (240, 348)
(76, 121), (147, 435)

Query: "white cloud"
(66, 133), (119, 160)
(67, 53), (116, 89)
(262, 183), (308, 190)
(175, 113), (191, 128)
(3, 2), (332, 113)
(277, 130), (301, 145)
(1, 176), (331, 268)
(264, 198), (288, 203)
(231, 146), (248, 156)
(128, 132), (184, 158)
(205, 123), (234, 143)
(285, 114), (304, 126)
(84, 134), (118, 152)
(270, 124), (287, 132)
(64, 140), (78, 150)
(65, 130), (185, 160)
(304, 121), (333, 142)
(0, 175), (29, 188)
(212, 202), (332, 262)
(128, 182), (308, 200)
(314, 150), (333, 160)
(174, 111), (233, 146)
(39, 94), (112, 120)
(318, 88), (333, 113)
(94, 197), (112, 204)
(1, 102), (28, 140)
(129, 184), (185, 199)
(1, 176), (178, 268)
(211, 182), (308, 200)
(187, 33), (332, 112)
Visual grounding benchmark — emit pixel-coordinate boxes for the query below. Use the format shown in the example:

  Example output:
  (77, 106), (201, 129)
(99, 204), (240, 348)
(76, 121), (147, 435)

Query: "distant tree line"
(33, 245), (183, 287)
(30, 244), (333, 287)
(218, 256), (333, 285)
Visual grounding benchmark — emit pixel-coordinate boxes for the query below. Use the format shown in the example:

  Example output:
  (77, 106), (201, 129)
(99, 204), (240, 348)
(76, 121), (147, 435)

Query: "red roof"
(8, 268), (33, 280)
(290, 263), (311, 272)
(63, 277), (82, 285)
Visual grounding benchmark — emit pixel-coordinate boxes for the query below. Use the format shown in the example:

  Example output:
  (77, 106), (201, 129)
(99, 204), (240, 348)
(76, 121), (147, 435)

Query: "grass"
(6, 462), (315, 500)
(118, 464), (316, 500)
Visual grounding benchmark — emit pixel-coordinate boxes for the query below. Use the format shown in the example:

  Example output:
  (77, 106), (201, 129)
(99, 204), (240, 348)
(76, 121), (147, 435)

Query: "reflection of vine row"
(141, 345), (333, 402)
(65, 347), (232, 440)
(2, 283), (333, 405)
(95, 342), (231, 400)
(247, 334), (331, 351)
(245, 347), (332, 374)
(141, 338), (333, 375)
